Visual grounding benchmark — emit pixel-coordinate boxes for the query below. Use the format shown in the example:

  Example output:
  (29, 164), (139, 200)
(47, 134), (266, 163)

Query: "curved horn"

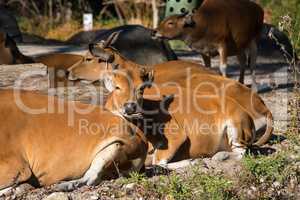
(103, 30), (122, 48)
(89, 43), (115, 63)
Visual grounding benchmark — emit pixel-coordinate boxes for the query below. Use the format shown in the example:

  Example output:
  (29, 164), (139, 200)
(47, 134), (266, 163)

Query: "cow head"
(68, 31), (154, 119)
(0, 31), (33, 65)
(0, 32), (14, 64)
(103, 66), (152, 119)
(152, 12), (196, 40)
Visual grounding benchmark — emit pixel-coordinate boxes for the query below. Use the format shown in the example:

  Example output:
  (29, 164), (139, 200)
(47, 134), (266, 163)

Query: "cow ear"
(183, 14), (196, 28)
(140, 66), (154, 85)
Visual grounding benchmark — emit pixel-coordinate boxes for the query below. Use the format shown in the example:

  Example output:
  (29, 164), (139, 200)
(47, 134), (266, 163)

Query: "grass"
(120, 167), (235, 200)
(242, 152), (294, 184)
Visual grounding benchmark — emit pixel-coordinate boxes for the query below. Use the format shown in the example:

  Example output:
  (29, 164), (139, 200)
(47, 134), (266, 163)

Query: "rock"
(273, 181), (281, 188)
(0, 63), (48, 90)
(43, 192), (69, 200)
(15, 183), (34, 196)
(212, 151), (230, 161)
(124, 183), (136, 190)
(89, 194), (99, 200)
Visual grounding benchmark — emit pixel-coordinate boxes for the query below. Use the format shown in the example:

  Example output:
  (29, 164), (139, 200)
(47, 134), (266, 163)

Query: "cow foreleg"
(201, 53), (212, 68)
(237, 51), (247, 84)
(53, 142), (121, 192)
(153, 130), (187, 166)
(218, 44), (228, 77)
(248, 40), (258, 91)
(0, 187), (13, 197)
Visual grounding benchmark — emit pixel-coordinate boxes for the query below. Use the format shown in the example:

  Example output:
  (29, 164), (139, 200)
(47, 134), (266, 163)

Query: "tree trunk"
(152, 0), (159, 29)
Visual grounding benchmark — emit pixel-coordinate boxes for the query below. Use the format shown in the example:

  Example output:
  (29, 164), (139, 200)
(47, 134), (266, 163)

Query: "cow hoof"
(251, 83), (258, 92)
(212, 151), (230, 162)
(43, 192), (69, 200)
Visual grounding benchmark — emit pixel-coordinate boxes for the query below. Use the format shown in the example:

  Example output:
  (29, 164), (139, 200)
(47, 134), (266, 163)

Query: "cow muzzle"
(122, 101), (143, 120)
(151, 30), (163, 40)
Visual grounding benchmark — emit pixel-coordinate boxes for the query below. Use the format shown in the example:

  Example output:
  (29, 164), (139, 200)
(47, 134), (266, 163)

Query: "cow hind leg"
(201, 53), (212, 68)
(248, 40), (258, 91)
(218, 44), (228, 77)
(153, 131), (187, 166)
(237, 51), (247, 84)
(225, 121), (251, 160)
(53, 142), (122, 192)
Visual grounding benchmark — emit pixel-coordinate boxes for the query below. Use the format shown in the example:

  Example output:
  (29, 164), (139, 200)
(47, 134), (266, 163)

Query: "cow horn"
(103, 30), (122, 48)
(89, 43), (115, 63)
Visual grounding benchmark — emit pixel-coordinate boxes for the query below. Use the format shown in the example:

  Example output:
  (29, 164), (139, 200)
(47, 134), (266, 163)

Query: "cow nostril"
(124, 102), (137, 115)
(151, 30), (158, 37)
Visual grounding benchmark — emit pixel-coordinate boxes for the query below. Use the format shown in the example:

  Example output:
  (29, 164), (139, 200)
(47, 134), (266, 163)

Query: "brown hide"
(68, 48), (273, 147)
(140, 86), (255, 164)
(155, 0), (264, 86)
(0, 90), (147, 189)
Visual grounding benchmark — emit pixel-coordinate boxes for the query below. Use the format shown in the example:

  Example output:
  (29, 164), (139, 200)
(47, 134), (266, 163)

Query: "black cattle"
(69, 25), (177, 65)
(258, 23), (298, 63)
(0, 6), (22, 42)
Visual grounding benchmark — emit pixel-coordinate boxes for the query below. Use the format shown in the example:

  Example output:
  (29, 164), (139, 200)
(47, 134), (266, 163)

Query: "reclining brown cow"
(0, 52), (154, 196)
(152, 0), (264, 90)
(68, 33), (273, 166)
(135, 86), (257, 165)
(69, 32), (273, 146)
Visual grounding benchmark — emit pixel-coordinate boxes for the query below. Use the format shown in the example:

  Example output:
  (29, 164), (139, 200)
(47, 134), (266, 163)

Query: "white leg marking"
(0, 187), (13, 197)
(157, 159), (168, 167)
(220, 63), (227, 77)
(164, 159), (198, 170)
(54, 142), (121, 191)
(225, 120), (246, 160)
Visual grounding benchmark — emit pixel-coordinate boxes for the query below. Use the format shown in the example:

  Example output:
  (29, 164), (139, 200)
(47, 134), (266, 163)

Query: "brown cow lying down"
(153, 0), (264, 90)
(0, 90), (148, 195)
(69, 34), (273, 147)
(0, 54), (154, 194)
(153, 72), (273, 147)
(131, 86), (259, 165)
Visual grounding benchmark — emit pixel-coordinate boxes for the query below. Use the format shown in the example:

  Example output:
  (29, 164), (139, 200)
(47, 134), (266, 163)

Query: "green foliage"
(242, 153), (289, 183)
(120, 171), (147, 185)
(157, 174), (192, 200)
(121, 168), (235, 200)
(189, 172), (234, 200)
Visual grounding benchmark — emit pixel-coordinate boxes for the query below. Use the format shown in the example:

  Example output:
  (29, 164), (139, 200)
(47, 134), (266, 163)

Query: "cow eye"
(115, 85), (121, 90)
(168, 21), (174, 26)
